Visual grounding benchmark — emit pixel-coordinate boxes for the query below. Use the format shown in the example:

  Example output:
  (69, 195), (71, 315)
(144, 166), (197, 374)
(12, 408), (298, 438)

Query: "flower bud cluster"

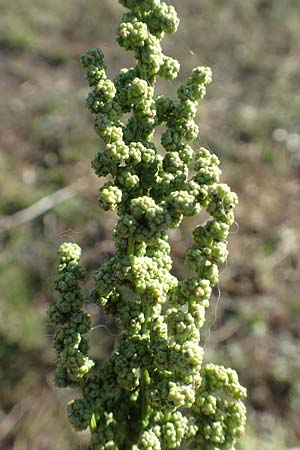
(189, 364), (247, 449)
(48, 243), (94, 388)
(49, 1), (246, 449)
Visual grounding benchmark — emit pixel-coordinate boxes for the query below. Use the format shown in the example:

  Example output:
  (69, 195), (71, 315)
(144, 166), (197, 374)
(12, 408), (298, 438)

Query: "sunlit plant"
(48, 1), (246, 448)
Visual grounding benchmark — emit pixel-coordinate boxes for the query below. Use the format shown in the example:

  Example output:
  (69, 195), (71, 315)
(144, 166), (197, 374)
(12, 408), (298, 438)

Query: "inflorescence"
(48, 1), (246, 449)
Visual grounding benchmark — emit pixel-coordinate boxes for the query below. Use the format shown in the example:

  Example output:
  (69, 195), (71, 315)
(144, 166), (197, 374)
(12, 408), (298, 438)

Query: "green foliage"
(48, 1), (246, 449)
(0, 16), (36, 51)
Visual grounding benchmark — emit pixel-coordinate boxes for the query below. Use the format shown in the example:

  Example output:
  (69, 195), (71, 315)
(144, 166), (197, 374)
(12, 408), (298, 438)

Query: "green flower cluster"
(48, 1), (246, 449)
(48, 243), (94, 388)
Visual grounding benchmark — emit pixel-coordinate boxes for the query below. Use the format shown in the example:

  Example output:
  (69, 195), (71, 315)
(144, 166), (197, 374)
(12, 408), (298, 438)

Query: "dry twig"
(0, 179), (87, 232)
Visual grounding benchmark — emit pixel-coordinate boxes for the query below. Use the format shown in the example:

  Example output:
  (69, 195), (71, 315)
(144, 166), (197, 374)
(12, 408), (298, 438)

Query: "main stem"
(123, 235), (151, 448)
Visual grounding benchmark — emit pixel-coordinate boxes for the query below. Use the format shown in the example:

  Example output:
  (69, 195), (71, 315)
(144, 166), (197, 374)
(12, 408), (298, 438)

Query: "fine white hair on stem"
(204, 282), (221, 350)
(90, 323), (123, 337)
(230, 220), (240, 234)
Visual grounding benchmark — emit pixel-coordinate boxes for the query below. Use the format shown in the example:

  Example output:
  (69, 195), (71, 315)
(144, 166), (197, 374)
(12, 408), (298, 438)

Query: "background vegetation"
(0, 0), (299, 448)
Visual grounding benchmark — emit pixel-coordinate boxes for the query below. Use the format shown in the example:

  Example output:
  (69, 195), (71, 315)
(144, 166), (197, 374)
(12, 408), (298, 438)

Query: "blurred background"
(0, 0), (300, 449)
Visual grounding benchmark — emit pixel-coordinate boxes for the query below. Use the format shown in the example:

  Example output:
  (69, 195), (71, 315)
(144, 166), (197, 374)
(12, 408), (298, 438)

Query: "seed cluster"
(48, 1), (246, 449)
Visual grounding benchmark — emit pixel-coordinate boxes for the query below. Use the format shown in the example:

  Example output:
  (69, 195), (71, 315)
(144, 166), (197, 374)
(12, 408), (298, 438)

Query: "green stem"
(128, 236), (135, 256)
(140, 367), (150, 428)
(138, 298), (151, 437)
(90, 413), (97, 432)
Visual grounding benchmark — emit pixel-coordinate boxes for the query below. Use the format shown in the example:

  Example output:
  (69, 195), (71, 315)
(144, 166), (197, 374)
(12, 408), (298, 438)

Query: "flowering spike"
(48, 1), (246, 449)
